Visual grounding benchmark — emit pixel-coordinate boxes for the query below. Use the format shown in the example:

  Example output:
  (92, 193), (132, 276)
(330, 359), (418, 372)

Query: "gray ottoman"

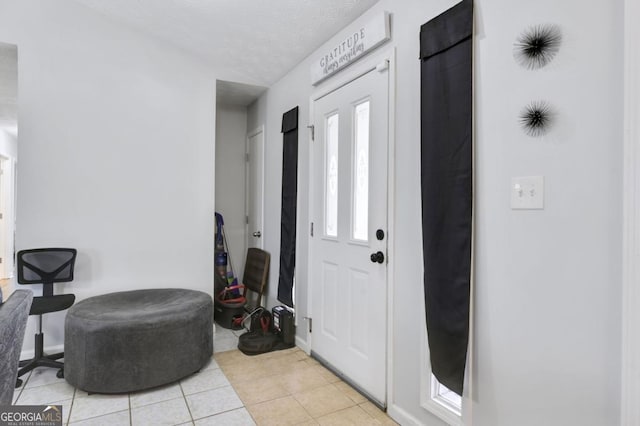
(64, 289), (213, 393)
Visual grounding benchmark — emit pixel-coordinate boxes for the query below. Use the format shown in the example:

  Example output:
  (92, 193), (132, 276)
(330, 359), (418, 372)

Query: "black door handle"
(370, 251), (384, 264)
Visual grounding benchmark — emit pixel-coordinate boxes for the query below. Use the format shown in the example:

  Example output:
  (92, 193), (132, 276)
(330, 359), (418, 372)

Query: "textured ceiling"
(72, 0), (379, 89)
(0, 42), (17, 135)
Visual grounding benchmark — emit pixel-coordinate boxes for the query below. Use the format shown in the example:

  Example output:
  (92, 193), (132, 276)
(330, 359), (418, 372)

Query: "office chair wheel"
(56, 368), (64, 379)
(15, 378), (23, 388)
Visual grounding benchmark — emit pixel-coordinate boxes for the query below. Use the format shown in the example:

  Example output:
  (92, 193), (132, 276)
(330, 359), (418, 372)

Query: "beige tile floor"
(216, 347), (397, 425)
(11, 325), (398, 425)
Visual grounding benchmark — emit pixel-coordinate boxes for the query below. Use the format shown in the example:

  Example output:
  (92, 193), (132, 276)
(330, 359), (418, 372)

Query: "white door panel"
(310, 67), (388, 405)
(247, 129), (264, 250)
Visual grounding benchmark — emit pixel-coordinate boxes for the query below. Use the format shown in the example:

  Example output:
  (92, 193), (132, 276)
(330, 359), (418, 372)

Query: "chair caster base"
(15, 378), (23, 388)
(56, 369), (64, 379)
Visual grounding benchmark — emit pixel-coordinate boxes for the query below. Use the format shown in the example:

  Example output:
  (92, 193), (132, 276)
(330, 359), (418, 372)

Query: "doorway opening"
(214, 80), (266, 280)
(0, 42), (18, 288)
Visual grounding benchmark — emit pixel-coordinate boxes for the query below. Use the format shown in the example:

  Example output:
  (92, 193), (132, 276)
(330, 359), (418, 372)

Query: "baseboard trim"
(387, 402), (425, 426)
(295, 335), (310, 354)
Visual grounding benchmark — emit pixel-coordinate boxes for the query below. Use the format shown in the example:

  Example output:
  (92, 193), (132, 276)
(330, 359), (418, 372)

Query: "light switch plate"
(511, 176), (544, 210)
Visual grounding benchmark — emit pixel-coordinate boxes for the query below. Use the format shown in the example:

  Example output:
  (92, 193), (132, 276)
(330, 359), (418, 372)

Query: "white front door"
(310, 66), (389, 406)
(246, 128), (264, 250)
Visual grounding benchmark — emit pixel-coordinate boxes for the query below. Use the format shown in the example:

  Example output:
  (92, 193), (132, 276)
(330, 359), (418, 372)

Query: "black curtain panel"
(420, 0), (473, 396)
(278, 106), (299, 308)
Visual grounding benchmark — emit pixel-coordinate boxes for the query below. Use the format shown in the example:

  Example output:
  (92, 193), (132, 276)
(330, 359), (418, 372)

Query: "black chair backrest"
(242, 248), (269, 311)
(17, 248), (77, 297)
(243, 248), (269, 294)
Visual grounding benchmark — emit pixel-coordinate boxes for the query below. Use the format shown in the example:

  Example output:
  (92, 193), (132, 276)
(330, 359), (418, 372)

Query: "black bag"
(238, 308), (278, 356)
(237, 331), (278, 356)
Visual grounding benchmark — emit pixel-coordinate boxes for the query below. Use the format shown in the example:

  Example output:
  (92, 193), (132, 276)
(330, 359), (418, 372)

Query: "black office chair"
(16, 248), (77, 386)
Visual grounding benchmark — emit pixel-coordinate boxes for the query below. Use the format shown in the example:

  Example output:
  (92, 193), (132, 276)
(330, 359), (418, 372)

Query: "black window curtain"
(420, 0), (473, 396)
(278, 106), (299, 308)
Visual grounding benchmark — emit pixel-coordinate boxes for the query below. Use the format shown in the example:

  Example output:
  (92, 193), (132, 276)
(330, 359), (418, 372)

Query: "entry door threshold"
(310, 350), (386, 411)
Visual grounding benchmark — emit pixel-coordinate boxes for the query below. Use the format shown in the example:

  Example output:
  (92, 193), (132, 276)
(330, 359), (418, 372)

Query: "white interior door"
(310, 66), (389, 406)
(246, 128), (265, 250)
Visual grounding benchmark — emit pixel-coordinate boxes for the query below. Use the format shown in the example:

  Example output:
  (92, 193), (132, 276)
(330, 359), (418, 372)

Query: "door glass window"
(325, 112), (339, 237)
(352, 101), (370, 241)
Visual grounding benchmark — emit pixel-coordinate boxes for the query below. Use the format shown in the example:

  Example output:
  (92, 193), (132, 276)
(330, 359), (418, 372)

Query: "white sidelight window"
(352, 100), (370, 242)
(324, 112), (339, 238)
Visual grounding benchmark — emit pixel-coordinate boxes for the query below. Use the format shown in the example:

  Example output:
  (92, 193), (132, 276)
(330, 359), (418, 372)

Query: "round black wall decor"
(519, 101), (554, 137)
(514, 24), (562, 70)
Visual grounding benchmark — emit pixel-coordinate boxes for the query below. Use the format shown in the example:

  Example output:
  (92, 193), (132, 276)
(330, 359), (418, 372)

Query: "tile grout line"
(232, 357), (369, 424)
(18, 349), (394, 425)
(297, 398), (318, 424)
(67, 406), (131, 425)
(13, 371), (31, 404)
(191, 407), (249, 424)
(214, 363), (260, 425)
(189, 349), (254, 424)
(179, 380), (195, 425)
(66, 388), (132, 425)
(66, 387), (76, 426)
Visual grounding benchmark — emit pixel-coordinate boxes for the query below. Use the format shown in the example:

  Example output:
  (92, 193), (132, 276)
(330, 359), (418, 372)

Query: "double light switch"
(511, 176), (544, 210)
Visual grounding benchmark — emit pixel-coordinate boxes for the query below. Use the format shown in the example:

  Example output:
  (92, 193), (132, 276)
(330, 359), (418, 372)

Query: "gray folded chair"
(0, 290), (34, 405)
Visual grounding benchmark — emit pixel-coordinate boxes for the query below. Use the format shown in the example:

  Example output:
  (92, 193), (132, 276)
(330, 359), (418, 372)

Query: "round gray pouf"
(64, 289), (213, 393)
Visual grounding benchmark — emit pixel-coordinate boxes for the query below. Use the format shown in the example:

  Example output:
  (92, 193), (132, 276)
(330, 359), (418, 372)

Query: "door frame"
(622, 0), (639, 423)
(245, 125), (266, 251)
(306, 47), (397, 407)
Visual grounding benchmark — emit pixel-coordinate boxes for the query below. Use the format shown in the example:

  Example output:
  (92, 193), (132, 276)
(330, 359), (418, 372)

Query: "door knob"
(370, 251), (384, 264)
(252, 231), (262, 238)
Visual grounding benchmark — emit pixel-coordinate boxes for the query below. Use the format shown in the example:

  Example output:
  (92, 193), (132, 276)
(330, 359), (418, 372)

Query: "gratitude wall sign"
(311, 12), (390, 85)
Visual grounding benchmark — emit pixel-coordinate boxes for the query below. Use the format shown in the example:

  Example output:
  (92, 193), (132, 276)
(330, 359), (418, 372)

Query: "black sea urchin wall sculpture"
(519, 101), (553, 137)
(514, 24), (562, 70)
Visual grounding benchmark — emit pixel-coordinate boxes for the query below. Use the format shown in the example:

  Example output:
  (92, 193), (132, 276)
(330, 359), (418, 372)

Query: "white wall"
(0, 129), (17, 278)
(248, 0), (623, 425)
(215, 105), (247, 278)
(473, 1), (622, 424)
(247, 66), (311, 332)
(0, 0), (217, 353)
(0, 129), (17, 158)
